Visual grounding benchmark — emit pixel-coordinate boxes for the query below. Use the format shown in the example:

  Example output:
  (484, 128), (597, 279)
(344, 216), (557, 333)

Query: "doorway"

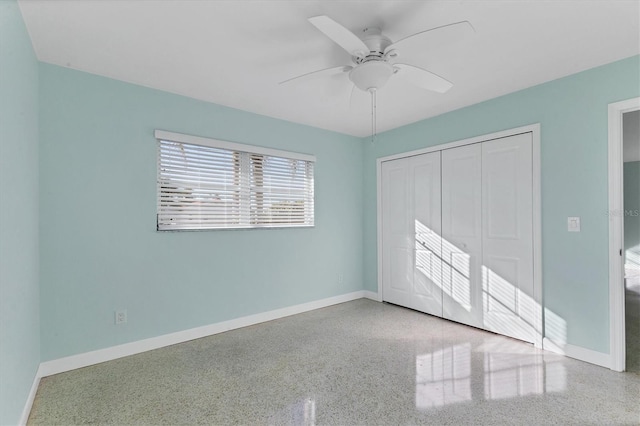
(608, 97), (640, 372)
(623, 110), (640, 372)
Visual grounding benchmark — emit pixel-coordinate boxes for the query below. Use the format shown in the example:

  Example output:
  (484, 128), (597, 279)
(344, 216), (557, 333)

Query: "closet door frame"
(376, 124), (542, 348)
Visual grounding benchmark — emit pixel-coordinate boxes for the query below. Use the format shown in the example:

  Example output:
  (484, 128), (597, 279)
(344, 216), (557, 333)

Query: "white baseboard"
(38, 290), (365, 378)
(542, 337), (611, 368)
(19, 369), (41, 426)
(363, 291), (380, 301)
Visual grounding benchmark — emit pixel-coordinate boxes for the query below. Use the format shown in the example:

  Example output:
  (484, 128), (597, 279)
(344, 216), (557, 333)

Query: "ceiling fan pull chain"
(370, 89), (373, 143)
(370, 88), (377, 144)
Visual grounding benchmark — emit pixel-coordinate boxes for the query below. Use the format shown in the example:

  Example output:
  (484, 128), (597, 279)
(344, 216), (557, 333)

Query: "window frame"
(155, 130), (315, 231)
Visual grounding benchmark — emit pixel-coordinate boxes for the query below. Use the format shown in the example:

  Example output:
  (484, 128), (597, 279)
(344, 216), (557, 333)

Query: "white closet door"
(411, 152), (443, 317)
(381, 158), (413, 309)
(382, 152), (443, 316)
(441, 144), (483, 329)
(481, 133), (535, 343)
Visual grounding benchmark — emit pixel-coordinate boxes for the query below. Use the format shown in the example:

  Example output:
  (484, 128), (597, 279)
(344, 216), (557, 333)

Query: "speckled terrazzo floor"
(28, 299), (640, 425)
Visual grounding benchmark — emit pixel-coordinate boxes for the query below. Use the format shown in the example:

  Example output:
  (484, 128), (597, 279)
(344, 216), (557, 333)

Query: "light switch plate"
(568, 216), (581, 232)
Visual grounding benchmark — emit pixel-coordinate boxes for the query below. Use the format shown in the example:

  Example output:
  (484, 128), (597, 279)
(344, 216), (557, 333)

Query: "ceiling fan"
(281, 15), (475, 95)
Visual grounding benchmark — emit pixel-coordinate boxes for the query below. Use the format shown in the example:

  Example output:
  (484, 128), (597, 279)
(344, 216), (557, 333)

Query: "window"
(155, 130), (315, 230)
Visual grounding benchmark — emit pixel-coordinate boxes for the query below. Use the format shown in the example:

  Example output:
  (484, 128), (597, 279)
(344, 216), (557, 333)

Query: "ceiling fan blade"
(384, 21), (474, 55)
(394, 64), (453, 93)
(279, 65), (352, 85)
(308, 15), (368, 58)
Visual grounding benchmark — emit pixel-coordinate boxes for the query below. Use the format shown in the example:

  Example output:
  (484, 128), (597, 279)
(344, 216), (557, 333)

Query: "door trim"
(608, 97), (640, 372)
(376, 124), (542, 348)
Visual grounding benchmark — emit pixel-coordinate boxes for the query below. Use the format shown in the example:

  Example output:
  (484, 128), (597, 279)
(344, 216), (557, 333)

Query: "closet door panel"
(382, 152), (443, 317)
(382, 158), (413, 307)
(411, 152), (443, 317)
(441, 144), (483, 328)
(481, 133), (535, 343)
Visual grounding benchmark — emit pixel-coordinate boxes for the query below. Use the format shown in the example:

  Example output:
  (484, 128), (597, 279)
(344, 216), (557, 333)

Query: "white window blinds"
(155, 130), (315, 231)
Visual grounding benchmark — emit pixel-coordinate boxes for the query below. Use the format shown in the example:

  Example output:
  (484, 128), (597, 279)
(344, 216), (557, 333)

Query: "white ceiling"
(18, 0), (640, 137)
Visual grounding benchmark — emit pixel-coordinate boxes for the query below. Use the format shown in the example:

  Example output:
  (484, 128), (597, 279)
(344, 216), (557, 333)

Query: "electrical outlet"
(115, 310), (127, 325)
(337, 273), (344, 284)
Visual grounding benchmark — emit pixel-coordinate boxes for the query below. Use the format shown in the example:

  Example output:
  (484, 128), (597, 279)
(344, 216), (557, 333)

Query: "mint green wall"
(39, 64), (363, 361)
(624, 161), (640, 260)
(10, 11), (639, 382)
(362, 55), (640, 354)
(0, 1), (41, 424)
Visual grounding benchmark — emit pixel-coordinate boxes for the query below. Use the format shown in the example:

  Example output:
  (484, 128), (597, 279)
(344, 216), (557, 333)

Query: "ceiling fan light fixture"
(349, 61), (394, 91)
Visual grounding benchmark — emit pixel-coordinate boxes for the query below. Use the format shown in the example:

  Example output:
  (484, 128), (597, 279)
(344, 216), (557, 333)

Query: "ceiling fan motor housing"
(355, 27), (392, 63)
(348, 27), (395, 91)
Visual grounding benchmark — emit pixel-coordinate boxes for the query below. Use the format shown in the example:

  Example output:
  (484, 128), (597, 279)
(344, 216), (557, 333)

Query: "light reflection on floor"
(416, 344), (472, 409)
(415, 342), (566, 410)
(287, 397), (316, 426)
